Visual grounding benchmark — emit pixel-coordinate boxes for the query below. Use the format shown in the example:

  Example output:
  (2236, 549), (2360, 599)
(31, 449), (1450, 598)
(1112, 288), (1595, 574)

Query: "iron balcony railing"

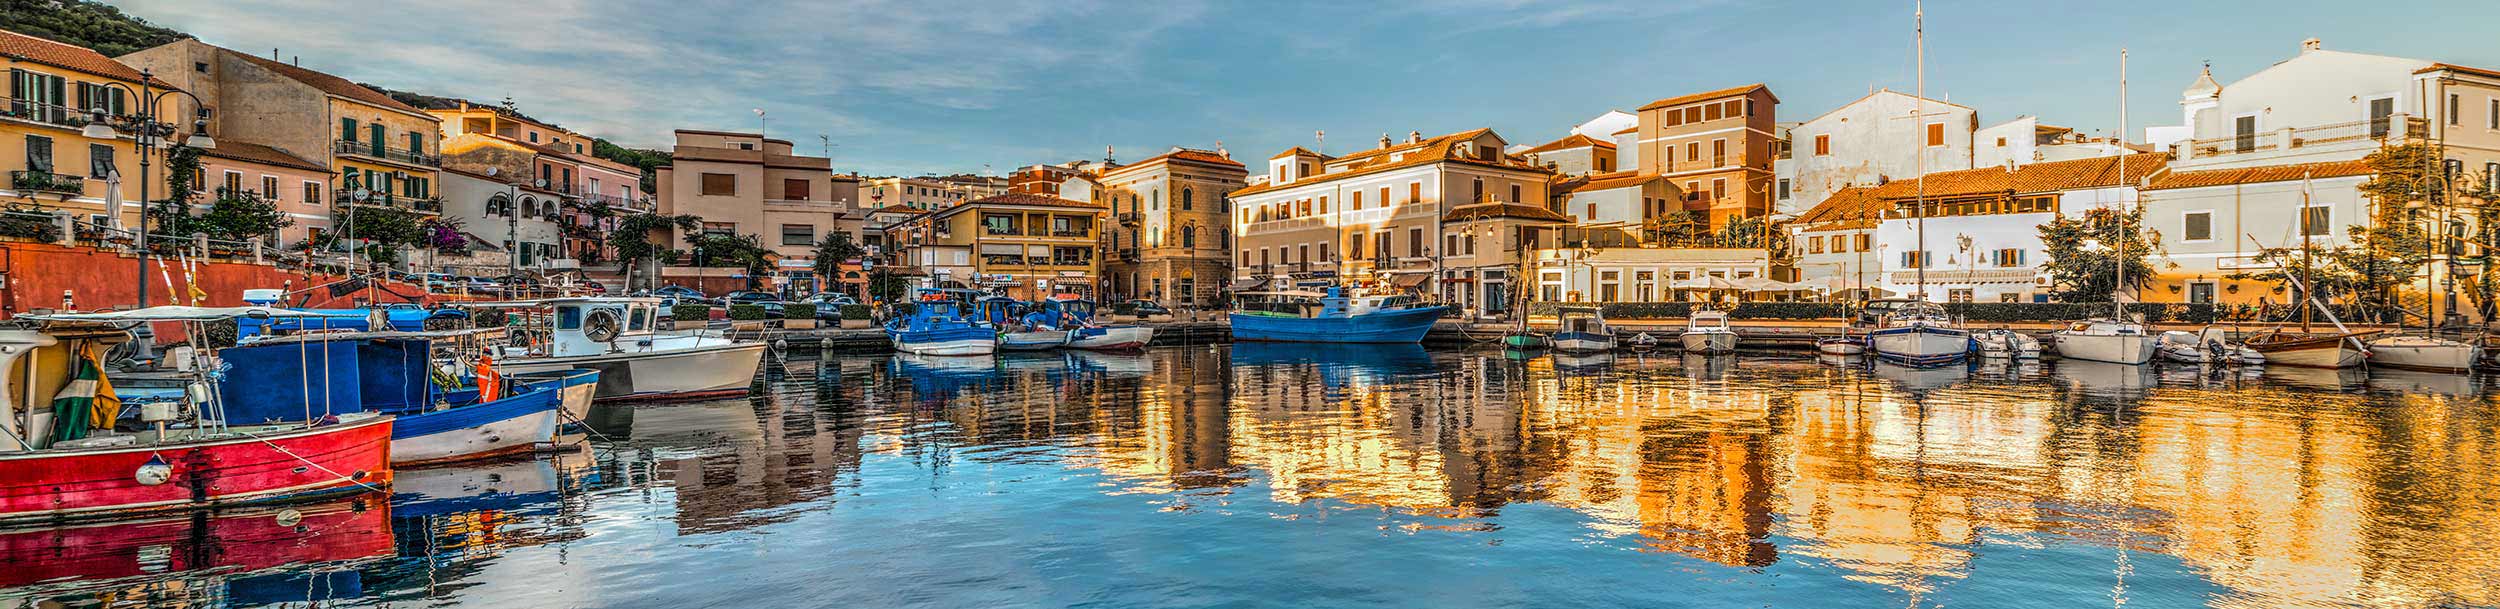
(2186, 117), (2427, 157)
(11, 170), (85, 195)
(332, 190), (444, 213)
(333, 139), (442, 167)
(2, 99), (98, 128)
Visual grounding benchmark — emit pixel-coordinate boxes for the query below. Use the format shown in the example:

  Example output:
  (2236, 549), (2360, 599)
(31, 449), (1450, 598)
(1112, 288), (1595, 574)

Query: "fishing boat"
(488, 297), (770, 399)
(507, 368), (602, 425)
(1680, 309), (1738, 354)
(2243, 329), (2377, 369)
(1551, 307), (1616, 353)
(1230, 287), (1447, 343)
(2154, 331), (2210, 364)
(2053, 319), (2157, 365)
(1043, 296), (1156, 350)
(2365, 335), (2480, 373)
(980, 296), (1072, 351)
(229, 329), (564, 466)
(887, 290), (998, 356)
(0, 307), (397, 525)
(1868, 300), (1970, 367)
(1974, 329), (2041, 359)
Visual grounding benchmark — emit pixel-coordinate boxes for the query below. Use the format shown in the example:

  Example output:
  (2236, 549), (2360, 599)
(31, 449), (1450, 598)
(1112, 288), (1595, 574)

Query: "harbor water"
(8, 345), (2497, 608)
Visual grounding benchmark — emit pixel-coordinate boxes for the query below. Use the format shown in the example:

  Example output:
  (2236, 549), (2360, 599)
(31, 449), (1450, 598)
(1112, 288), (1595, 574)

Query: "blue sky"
(115, 0), (2500, 178)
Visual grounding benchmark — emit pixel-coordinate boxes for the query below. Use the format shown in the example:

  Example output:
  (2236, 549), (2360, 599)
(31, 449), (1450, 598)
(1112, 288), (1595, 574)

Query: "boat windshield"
(555, 306), (583, 330)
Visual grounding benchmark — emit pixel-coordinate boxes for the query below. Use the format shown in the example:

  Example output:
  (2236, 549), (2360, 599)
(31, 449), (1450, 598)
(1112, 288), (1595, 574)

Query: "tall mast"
(1913, 0), (1929, 297)
(2116, 48), (2128, 320)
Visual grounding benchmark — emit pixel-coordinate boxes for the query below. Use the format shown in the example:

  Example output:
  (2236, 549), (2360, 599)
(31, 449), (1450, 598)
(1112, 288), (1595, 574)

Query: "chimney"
(1407, 130), (1422, 144)
(1216, 140), (1229, 159)
(1379, 133), (1392, 149)
(2301, 37), (2321, 53)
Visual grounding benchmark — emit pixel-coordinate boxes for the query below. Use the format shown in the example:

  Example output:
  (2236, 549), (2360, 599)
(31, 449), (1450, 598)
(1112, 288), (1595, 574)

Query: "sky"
(113, 0), (2500, 178)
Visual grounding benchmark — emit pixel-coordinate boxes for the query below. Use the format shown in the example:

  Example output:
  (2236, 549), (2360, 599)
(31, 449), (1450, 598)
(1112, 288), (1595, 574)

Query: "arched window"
(1181, 188), (1193, 210)
(1180, 224), (1196, 248)
(1152, 189), (1162, 210)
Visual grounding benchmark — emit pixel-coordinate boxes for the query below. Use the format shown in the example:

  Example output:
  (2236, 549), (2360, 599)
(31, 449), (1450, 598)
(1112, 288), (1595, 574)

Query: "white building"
(1782, 90), (1977, 217)
(1868, 153), (2169, 303)
(1975, 117), (2137, 170)
(430, 169), (568, 275)
(1533, 247), (1773, 303)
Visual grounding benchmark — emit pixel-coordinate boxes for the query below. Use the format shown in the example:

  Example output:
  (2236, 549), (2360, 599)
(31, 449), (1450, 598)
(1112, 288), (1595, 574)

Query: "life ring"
(584, 309), (622, 342)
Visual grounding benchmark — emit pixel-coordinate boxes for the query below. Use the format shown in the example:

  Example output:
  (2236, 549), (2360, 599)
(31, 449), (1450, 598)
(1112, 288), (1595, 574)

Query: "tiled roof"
(1573, 170), (1662, 192)
(867, 204), (920, 215)
(2416, 62), (2500, 80)
(230, 51), (429, 117)
(1521, 134), (1616, 155)
(1445, 202), (1571, 223)
(1636, 83), (1774, 111)
(202, 141), (328, 173)
(2145, 159), (2373, 191)
(1121, 147), (1244, 169)
(1871, 166), (2011, 199)
(1612, 126), (1638, 136)
(0, 28), (154, 83)
(1870, 152), (2170, 200)
(1797, 186), (1885, 227)
(1268, 146), (1327, 161)
(1232, 128), (1546, 198)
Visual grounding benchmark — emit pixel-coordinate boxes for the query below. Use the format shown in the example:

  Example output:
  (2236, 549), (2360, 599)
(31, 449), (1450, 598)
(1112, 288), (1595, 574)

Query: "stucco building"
(884, 192), (1104, 299)
(652, 129), (844, 289)
(193, 141), (332, 249)
(1061, 146), (1245, 307)
(1, 29), (177, 230)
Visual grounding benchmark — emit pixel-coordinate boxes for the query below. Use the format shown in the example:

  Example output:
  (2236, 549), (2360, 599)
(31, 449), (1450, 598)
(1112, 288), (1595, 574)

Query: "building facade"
(884, 192), (1104, 300)
(1626, 84), (1781, 230)
(652, 129), (843, 289)
(193, 141), (332, 249)
(1227, 128), (1555, 303)
(1782, 90), (1976, 216)
(1867, 153), (2169, 303)
(2, 29), (180, 229)
(1077, 147), (1245, 307)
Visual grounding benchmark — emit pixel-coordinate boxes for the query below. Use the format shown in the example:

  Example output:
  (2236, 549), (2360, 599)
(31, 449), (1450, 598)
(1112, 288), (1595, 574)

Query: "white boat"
(1816, 336), (1866, 356)
(1553, 307), (1617, 353)
(1972, 329), (2039, 360)
(997, 327), (1073, 351)
(2243, 330), (2376, 369)
(2195, 328), (2265, 365)
(1068, 325), (1154, 350)
(493, 297), (769, 401)
(1868, 300), (1969, 367)
(1628, 332), (1662, 351)
(2154, 330), (2210, 364)
(2053, 319), (2158, 365)
(1679, 309), (1738, 354)
(508, 368), (601, 425)
(2366, 334), (2481, 373)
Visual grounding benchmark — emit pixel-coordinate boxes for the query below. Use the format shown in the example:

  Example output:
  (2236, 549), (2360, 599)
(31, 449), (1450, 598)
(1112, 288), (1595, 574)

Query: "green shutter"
(369, 124), (385, 154)
(341, 118), (357, 142)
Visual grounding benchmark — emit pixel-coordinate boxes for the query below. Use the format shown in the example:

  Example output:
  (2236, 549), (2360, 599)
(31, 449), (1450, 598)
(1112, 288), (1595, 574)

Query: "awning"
(979, 244), (1024, 255)
(1390, 274), (1430, 288)
(1228, 277), (1271, 291)
(1441, 277), (1474, 284)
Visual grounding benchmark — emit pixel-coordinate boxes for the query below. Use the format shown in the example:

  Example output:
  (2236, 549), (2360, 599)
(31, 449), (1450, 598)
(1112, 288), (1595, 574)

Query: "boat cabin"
(1236, 288), (1426, 319)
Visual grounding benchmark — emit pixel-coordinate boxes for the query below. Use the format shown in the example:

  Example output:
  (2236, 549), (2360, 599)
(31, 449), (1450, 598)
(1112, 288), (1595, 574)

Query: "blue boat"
(887, 290), (997, 356)
(978, 296), (1072, 351)
(217, 329), (562, 465)
(1044, 296), (1154, 350)
(1229, 288), (1447, 343)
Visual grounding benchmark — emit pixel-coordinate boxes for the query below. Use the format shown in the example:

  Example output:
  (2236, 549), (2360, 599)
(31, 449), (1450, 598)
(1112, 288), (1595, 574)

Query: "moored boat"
(1043, 297), (1155, 351)
(2243, 330), (2377, 369)
(508, 368), (602, 425)
(1230, 288), (1447, 343)
(887, 290), (998, 356)
(1868, 299), (1970, 367)
(981, 296), (1073, 351)
(488, 297), (768, 400)
(230, 329), (565, 466)
(1552, 307), (1616, 353)
(2365, 335), (2480, 373)
(1680, 309), (1738, 354)
(2052, 319), (2158, 365)
(1816, 336), (1867, 355)
(2154, 330), (2210, 364)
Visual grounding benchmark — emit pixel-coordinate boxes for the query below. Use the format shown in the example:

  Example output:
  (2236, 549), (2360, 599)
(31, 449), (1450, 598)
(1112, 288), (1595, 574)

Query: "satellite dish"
(534, 179), (549, 188)
(485, 167), (501, 177)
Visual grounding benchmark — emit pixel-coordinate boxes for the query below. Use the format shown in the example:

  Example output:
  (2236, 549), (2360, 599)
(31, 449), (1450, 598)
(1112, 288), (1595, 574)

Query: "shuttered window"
(88, 143), (112, 178)
(341, 118), (358, 142)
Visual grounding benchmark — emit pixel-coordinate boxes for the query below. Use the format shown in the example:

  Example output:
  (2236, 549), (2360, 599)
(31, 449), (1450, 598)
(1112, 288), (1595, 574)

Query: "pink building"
(191, 141), (334, 249)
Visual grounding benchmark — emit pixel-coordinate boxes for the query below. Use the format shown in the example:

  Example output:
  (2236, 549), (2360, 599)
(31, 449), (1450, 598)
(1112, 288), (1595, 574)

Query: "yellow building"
(885, 192), (1105, 299)
(0, 29), (181, 228)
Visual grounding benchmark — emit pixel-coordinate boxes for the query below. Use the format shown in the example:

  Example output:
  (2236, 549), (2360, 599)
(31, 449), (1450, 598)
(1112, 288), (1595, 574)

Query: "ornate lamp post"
(83, 69), (215, 308)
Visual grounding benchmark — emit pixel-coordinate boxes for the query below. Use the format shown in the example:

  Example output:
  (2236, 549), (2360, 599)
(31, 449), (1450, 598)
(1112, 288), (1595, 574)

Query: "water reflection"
(0, 348), (2494, 608)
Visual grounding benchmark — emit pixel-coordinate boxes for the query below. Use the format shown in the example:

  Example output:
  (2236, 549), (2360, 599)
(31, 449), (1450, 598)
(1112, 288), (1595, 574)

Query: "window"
(1351, 190), (1363, 210)
(1777, 179), (1790, 199)
(2368, 97), (2396, 138)
(1408, 227), (1424, 257)
(1995, 137), (2008, 147)
(2173, 211), (2212, 242)
(2450, 94), (2461, 125)
(1297, 244), (1310, 265)
(1686, 142), (1700, 165)
(529, 132), (540, 143)
(1813, 134), (1830, 156)
(1298, 162), (1310, 177)
(304, 181), (322, 204)
(1704, 103), (1723, 121)
(23, 135), (52, 174)
(1379, 186), (1390, 208)
(1711, 138), (1726, 167)
(2301, 205), (2332, 237)
(1856, 234), (1871, 250)
(87, 143), (113, 178)
(407, 131), (424, 155)
(2233, 115), (2258, 152)
(262, 175), (279, 199)
(1809, 236), (1825, 254)
(1182, 188), (1193, 210)
(1408, 182), (1421, 205)
(1152, 189), (1163, 210)
(1445, 234), (1460, 257)
(340, 118), (358, 142)
(1318, 196), (1328, 214)
(2491, 98), (2499, 129)
(781, 224), (814, 246)
(784, 178), (811, 200)
(1585, 203), (1596, 219)
(1510, 184), (1522, 203)
(1948, 289), (1974, 303)
(1348, 236), (1363, 260)
(1926, 122), (1947, 147)
(1710, 178), (1725, 200)
(2489, 163), (2499, 192)
(1725, 100), (1743, 117)
(982, 214), (1018, 235)
(1903, 250), (1928, 268)
(700, 173), (736, 196)
(1314, 241), (1325, 261)
(1684, 107), (1701, 124)
(1376, 232), (1391, 261)
(2187, 282), (2216, 305)
(222, 170), (241, 194)
(1665, 107), (1683, 127)
(1471, 177), (1483, 202)
(1297, 199), (1310, 216)
(1993, 248), (2024, 267)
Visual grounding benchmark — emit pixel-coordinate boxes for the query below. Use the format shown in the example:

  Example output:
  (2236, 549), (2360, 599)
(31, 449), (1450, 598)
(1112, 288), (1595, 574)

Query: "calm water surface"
(7, 346), (2498, 608)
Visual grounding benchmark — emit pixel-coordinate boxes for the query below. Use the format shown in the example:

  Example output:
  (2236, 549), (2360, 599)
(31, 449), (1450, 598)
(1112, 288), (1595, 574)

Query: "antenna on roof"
(1315, 130), (1325, 154)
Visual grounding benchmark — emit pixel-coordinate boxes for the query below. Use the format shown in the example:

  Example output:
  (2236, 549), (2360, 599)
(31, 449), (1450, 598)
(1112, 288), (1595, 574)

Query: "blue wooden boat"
(1229, 288), (1447, 343)
(978, 296), (1071, 351)
(1043, 296), (1154, 350)
(220, 329), (561, 466)
(887, 290), (996, 356)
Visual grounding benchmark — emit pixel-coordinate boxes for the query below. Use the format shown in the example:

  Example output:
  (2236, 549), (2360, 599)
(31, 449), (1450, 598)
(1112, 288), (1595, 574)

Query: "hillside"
(0, 0), (187, 56)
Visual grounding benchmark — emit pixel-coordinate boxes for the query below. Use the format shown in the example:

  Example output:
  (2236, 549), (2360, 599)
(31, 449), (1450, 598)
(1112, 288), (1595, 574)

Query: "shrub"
(839, 304), (873, 320)
(0, 214), (62, 241)
(672, 303), (711, 321)
(728, 304), (768, 320)
(782, 302), (816, 320)
(1728, 302), (1846, 319)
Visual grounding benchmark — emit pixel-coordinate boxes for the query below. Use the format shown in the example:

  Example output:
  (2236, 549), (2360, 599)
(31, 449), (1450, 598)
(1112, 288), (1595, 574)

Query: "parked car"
(803, 294), (858, 320)
(723, 291), (786, 318)
(1125, 299), (1172, 317)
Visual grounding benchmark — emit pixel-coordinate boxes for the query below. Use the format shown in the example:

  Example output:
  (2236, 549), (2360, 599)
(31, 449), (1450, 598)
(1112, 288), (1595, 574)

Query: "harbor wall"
(0, 241), (428, 316)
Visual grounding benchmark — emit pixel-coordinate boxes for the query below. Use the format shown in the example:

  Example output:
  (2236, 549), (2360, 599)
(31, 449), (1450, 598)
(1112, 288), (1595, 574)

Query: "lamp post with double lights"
(82, 69), (215, 308)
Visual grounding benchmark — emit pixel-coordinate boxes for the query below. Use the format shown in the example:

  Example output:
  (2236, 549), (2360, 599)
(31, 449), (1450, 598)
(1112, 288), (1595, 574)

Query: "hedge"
(672, 303), (711, 321)
(839, 304), (873, 320)
(727, 304), (768, 320)
(782, 303), (816, 319)
(1524, 301), (2216, 323)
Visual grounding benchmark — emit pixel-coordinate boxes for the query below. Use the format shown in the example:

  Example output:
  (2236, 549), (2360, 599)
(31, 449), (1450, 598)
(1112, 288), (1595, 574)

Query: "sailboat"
(2051, 49), (2158, 366)
(1870, 3), (1971, 368)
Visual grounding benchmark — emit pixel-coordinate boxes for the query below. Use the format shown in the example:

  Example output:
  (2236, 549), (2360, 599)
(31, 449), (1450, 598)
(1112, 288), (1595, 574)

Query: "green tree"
(813, 231), (864, 280)
(867, 267), (910, 304)
(192, 191), (292, 242)
(2037, 205), (2163, 303)
(686, 232), (774, 290)
(323, 207), (427, 264)
(0, 0), (191, 56)
(608, 212), (700, 271)
(591, 139), (672, 194)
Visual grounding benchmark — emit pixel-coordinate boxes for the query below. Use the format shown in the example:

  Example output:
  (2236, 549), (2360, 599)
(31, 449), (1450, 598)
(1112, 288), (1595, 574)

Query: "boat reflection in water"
(8, 347), (2500, 609)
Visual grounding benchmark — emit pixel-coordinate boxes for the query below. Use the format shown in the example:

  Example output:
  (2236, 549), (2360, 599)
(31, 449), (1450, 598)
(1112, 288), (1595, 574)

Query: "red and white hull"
(0, 417), (395, 525)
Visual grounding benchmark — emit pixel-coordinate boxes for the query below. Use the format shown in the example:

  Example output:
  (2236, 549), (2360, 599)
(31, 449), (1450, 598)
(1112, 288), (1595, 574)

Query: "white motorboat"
(2366, 334), (2481, 373)
(1553, 307), (1617, 353)
(1628, 332), (1662, 351)
(1868, 300), (1969, 367)
(1816, 335), (1867, 356)
(2052, 319), (2158, 365)
(1680, 309), (1738, 354)
(2154, 330), (2210, 364)
(493, 298), (769, 401)
(1972, 329), (2040, 360)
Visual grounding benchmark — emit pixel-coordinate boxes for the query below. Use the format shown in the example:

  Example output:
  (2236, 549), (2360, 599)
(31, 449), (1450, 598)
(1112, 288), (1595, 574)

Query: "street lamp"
(83, 68), (214, 308)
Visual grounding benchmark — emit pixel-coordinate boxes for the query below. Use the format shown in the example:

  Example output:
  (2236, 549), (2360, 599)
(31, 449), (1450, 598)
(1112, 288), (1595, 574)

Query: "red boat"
(0, 493), (393, 588)
(0, 308), (400, 526)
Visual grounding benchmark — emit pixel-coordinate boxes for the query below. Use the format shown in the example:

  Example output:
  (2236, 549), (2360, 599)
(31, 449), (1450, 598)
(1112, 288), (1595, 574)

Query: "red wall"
(1, 241), (429, 316)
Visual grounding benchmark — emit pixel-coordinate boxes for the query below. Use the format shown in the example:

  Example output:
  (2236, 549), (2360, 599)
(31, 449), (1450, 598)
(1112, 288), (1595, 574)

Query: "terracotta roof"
(0, 29), (155, 84)
(1521, 134), (1616, 155)
(960, 192), (1104, 209)
(1268, 146), (1327, 161)
(867, 204), (919, 215)
(1117, 147), (1244, 169)
(1637, 83), (1774, 111)
(2145, 159), (2373, 191)
(202, 141), (328, 173)
(2416, 62), (2500, 80)
(1573, 170), (1662, 192)
(1444, 202), (1571, 223)
(1612, 126), (1638, 136)
(1795, 186), (1885, 232)
(1870, 152), (2170, 200)
(1871, 166), (2011, 200)
(230, 51), (429, 117)
(1232, 128), (1546, 198)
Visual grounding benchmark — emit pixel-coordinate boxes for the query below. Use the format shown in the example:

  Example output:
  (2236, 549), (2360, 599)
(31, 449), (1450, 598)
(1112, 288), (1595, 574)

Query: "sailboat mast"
(1913, 0), (1929, 297)
(2116, 48), (2128, 320)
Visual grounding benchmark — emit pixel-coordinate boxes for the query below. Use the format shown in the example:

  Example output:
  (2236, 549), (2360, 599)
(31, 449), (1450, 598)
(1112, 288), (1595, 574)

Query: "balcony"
(2183, 116), (2426, 162)
(1049, 229), (1093, 238)
(1116, 212), (1140, 225)
(984, 226), (1023, 236)
(333, 190), (443, 213)
(10, 171), (85, 196)
(1, 99), (101, 129)
(333, 139), (441, 167)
